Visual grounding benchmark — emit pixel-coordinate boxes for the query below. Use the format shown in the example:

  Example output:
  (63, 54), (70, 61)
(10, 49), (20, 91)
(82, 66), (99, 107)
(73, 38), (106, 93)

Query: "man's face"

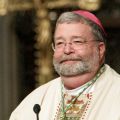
(53, 22), (105, 76)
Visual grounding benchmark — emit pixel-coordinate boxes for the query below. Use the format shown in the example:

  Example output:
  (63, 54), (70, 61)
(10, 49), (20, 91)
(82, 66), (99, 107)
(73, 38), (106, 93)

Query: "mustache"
(58, 56), (82, 63)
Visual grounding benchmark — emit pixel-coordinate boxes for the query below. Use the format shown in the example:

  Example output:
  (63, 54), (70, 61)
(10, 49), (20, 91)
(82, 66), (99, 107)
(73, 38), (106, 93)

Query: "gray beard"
(53, 50), (99, 76)
(53, 60), (91, 76)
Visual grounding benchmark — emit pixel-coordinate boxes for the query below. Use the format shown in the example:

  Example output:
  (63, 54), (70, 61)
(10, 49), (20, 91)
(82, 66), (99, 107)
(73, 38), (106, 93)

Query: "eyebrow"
(54, 36), (64, 41)
(71, 36), (86, 41)
(71, 35), (82, 38)
(54, 35), (87, 42)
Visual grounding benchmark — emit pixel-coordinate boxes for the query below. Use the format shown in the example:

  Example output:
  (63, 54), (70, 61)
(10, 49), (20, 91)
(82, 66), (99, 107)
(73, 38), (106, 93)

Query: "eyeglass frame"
(52, 38), (103, 51)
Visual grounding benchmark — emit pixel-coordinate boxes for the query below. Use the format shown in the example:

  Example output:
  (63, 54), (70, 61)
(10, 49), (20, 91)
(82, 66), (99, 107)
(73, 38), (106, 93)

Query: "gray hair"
(55, 12), (106, 43)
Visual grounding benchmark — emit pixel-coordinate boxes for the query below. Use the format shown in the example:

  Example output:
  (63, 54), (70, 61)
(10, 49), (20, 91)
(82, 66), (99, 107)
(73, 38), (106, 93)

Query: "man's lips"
(60, 59), (80, 64)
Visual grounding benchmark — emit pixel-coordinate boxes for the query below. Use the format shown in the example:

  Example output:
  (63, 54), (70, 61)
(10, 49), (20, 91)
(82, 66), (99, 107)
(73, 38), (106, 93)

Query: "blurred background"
(0, 0), (120, 119)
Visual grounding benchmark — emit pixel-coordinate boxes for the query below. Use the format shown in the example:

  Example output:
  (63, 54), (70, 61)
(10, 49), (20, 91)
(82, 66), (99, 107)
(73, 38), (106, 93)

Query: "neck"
(61, 66), (101, 90)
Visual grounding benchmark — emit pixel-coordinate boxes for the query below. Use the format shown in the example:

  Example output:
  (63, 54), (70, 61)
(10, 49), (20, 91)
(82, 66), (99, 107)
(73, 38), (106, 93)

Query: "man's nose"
(63, 43), (74, 54)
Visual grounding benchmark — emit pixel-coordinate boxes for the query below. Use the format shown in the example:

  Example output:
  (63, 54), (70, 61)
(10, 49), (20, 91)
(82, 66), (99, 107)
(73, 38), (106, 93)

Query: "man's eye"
(73, 40), (83, 44)
(55, 42), (64, 46)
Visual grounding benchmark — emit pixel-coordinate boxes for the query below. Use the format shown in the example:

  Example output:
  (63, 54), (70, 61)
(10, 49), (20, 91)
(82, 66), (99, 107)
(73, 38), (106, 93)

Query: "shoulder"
(9, 77), (61, 120)
(22, 77), (61, 101)
(30, 77), (61, 95)
(105, 64), (120, 80)
(105, 64), (120, 90)
(97, 64), (120, 92)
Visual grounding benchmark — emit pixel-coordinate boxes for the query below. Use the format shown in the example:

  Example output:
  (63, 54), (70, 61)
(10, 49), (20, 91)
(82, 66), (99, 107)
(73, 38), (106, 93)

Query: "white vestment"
(9, 64), (120, 120)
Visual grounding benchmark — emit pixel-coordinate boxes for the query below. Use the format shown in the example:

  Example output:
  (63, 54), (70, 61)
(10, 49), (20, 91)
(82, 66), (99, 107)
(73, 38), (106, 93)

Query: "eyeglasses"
(52, 39), (100, 51)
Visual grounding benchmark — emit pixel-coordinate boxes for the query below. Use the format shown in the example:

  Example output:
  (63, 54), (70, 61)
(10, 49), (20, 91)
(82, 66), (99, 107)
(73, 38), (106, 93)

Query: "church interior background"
(0, 0), (120, 119)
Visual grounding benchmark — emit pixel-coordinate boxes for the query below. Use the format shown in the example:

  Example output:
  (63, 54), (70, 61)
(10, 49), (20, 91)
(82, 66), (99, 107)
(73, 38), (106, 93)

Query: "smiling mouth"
(60, 59), (80, 64)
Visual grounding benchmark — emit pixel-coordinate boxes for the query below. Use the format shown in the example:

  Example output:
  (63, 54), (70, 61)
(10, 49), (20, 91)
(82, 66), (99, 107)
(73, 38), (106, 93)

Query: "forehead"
(54, 22), (93, 39)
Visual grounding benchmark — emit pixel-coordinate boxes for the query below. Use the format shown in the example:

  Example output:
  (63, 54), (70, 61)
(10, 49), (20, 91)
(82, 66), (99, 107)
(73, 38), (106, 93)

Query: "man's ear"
(98, 42), (106, 61)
